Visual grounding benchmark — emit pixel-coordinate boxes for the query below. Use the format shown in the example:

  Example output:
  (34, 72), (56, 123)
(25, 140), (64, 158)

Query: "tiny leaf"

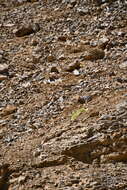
(71, 108), (87, 121)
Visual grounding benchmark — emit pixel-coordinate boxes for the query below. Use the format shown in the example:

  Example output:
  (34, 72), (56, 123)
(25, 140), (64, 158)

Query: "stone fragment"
(18, 175), (26, 184)
(1, 105), (17, 116)
(70, 0), (77, 6)
(117, 77), (127, 83)
(47, 54), (55, 62)
(32, 56), (41, 63)
(15, 23), (40, 37)
(73, 69), (80, 76)
(89, 111), (99, 117)
(49, 73), (59, 81)
(100, 114), (113, 120)
(62, 0), (76, 6)
(0, 50), (4, 55)
(78, 95), (92, 104)
(13, 0), (38, 6)
(101, 152), (127, 163)
(119, 61), (127, 69)
(58, 54), (65, 60)
(83, 48), (105, 60)
(93, 0), (106, 5)
(66, 44), (85, 53)
(29, 0), (39, 2)
(58, 35), (67, 42)
(116, 101), (127, 112)
(0, 64), (9, 74)
(64, 61), (80, 72)
(98, 37), (109, 49)
(50, 66), (59, 73)
(108, 71), (115, 76)
(32, 23), (40, 32)
(33, 46), (42, 54)
(31, 39), (38, 46)
(0, 74), (8, 81)
(12, 0), (27, 6)
(15, 26), (33, 37)
(77, 8), (89, 15)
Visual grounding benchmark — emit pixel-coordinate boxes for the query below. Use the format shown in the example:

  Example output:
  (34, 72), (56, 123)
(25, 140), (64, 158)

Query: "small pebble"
(73, 69), (80, 76)
(119, 61), (127, 69)
(78, 95), (92, 104)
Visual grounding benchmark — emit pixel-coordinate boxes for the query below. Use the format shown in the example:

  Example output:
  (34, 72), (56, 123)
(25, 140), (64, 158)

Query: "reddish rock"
(0, 74), (8, 81)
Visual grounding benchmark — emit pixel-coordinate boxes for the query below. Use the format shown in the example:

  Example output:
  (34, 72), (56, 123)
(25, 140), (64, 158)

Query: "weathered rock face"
(0, 0), (127, 189)
(33, 99), (127, 164)
(29, 98), (127, 189)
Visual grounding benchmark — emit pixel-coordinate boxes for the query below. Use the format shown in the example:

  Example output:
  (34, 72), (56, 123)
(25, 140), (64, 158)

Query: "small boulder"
(50, 66), (59, 73)
(15, 23), (40, 37)
(1, 105), (17, 116)
(78, 95), (92, 104)
(64, 61), (80, 72)
(0, 64), (9, 75)
(0, 74), (8, 81)
(73, 69), (80, 76)
(83, 48), (105, 60)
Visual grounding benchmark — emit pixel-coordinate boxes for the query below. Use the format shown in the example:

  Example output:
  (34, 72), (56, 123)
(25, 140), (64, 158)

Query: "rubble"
(0, 0), (127, 189)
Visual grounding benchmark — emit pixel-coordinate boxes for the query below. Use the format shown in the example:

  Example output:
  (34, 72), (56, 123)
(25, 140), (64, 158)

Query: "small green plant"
(71, 107), (88, 121)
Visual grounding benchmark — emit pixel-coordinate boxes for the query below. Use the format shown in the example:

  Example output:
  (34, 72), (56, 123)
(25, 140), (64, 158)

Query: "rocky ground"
(0, 0), (127, 189)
